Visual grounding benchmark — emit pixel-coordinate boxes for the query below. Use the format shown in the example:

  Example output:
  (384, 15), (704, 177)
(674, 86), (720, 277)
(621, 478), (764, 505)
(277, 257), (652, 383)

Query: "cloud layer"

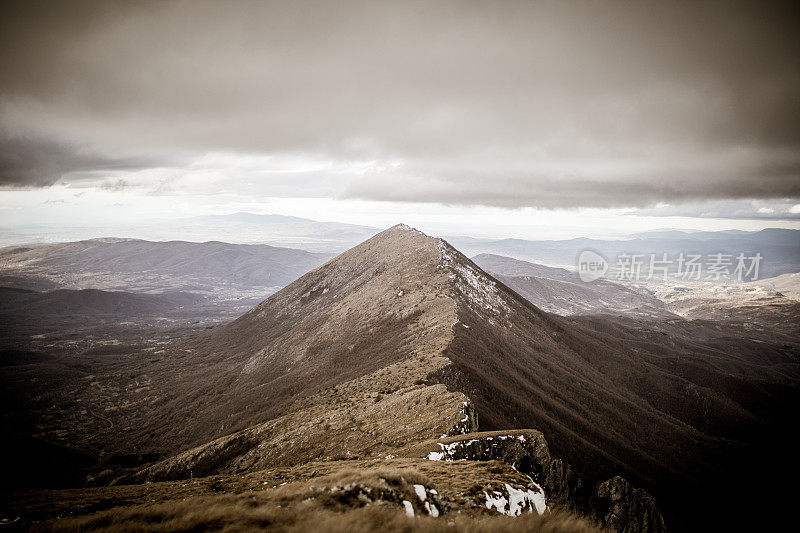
(1, 0), (798, 210)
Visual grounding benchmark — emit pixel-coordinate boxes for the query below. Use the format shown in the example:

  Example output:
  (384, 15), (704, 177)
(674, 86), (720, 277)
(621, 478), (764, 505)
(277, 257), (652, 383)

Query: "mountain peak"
(383, 222), (427, 235)
(155, 225), (524, 453)
(389, 222), (422, 233)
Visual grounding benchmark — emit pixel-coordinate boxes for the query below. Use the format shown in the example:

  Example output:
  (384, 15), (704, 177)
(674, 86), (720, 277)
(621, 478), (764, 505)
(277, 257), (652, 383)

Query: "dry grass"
(42, 497), (603, 533)
(17, 461), (604, 532)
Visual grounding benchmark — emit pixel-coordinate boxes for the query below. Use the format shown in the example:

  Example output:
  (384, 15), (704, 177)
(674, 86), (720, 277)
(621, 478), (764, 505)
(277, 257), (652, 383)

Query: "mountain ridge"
(140, 224), (796, 531)
(5, 224), (796, 531)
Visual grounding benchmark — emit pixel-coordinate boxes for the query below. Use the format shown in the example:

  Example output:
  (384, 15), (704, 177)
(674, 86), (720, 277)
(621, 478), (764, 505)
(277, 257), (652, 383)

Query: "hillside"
(472, 254), (672, 317)
(0, 238), (332, 297)
(754, 271), (800, 301)
(649, 281), (800, 334)
(0, 287), (209, 344)
(0, 287), (203, 317)
(99, 225), (796, 531)
(117, 224), (463, 456)
(471, 254), (576, 280)
(3, 225), (798, 531)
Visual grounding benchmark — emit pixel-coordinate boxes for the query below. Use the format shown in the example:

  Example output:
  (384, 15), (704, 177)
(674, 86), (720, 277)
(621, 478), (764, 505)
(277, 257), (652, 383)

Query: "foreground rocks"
(594, 476), (666, 533)
(420, 430), (666, 533)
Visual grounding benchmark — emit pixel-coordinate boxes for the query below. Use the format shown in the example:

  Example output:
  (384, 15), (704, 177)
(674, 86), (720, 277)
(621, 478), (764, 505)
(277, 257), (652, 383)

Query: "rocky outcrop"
(445, 400), (479, 436)
(482, 482), (547, 516)
(312, 480), (447, 518)
(426, 430), (553, 485)
(593, 476), (666, 533)
(547, 457), (585, 506)
(421, 430), (666, 533)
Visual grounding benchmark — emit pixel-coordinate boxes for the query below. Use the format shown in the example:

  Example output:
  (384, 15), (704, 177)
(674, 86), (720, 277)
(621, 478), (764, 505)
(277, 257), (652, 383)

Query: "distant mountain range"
(0, 212), (380, 252)
(3, 213), (797, 275)
(0, 238), (332, 296)
(446, 227), (800, 278)
(471, 253), (674, 318)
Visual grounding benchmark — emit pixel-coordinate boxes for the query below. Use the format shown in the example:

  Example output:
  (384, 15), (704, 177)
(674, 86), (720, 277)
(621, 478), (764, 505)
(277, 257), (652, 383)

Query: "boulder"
(593, 476), (667, 533)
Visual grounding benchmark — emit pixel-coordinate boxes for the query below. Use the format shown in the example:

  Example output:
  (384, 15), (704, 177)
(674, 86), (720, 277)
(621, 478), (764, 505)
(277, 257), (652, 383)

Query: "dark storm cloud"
(0, 0), (798, 208)
(0, 135), (171, 187)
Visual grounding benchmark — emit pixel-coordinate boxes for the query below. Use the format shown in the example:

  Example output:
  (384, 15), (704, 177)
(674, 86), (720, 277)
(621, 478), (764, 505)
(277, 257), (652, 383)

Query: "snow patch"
(424, 501), (440, 517)
(402, 500), (414, 517)
(506, 483), (547, 515)
(426, 450), (445, 461)
(484, 490), (508, 513)
(484, 483), (546, 516)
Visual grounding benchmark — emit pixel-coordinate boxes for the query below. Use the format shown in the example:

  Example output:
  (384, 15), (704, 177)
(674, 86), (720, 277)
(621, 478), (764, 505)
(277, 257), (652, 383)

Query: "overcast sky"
(1, 0), (799, 239)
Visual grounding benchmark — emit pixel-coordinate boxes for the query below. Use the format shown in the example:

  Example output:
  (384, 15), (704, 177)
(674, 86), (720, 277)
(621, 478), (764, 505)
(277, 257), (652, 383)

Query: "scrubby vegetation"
(12, 462), (603, 532)
(39, 470), (601, 533)
(45, 503), (603, 533)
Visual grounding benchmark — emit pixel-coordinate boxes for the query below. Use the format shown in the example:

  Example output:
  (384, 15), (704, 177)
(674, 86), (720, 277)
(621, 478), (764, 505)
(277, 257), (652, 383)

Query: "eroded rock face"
(423, 430), (666, 533)
(547, 457), (584, 505)
(444, 400), (478, 436)
(426, 430), (553, 485)
(594, 476), (666, 533)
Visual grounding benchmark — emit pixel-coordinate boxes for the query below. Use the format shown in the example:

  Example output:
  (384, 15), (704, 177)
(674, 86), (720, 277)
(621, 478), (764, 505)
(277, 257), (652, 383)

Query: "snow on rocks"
(410, 484), (442, 517)
(402, 500), (415, 517)
(424, 430), (553, 495)
(424, 500), (440, 517)
(444, 401), (477, 436)
(313, 481), (443, 518)
(484, 483), (547, 516)
(426, 449), (446, 461)
(426, 438), (480, 461)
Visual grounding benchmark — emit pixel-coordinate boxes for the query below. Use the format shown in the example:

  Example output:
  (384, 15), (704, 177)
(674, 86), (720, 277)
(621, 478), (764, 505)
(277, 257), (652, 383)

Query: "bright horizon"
(2, 189), (799, 245)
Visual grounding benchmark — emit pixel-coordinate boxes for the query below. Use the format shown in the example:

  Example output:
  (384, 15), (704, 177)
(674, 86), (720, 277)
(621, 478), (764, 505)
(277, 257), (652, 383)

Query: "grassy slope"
(10, 460), (602, 532)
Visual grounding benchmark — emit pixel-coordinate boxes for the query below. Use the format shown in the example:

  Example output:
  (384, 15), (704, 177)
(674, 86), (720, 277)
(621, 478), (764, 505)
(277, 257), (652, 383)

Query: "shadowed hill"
(0, 238), (332, 294)
(0, 287), (203, 317)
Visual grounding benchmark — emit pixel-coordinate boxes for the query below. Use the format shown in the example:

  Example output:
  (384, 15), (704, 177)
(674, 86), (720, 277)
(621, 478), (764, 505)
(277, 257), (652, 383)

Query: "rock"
(546, 458), (584, 505)
(313, 480), (446, 518)
(593, 476), (666, 533)
(482, 482), (547, 516)
(444, 400), (479, 436)
(423, 430), (665, 533)
(427, 430), (553, 485)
